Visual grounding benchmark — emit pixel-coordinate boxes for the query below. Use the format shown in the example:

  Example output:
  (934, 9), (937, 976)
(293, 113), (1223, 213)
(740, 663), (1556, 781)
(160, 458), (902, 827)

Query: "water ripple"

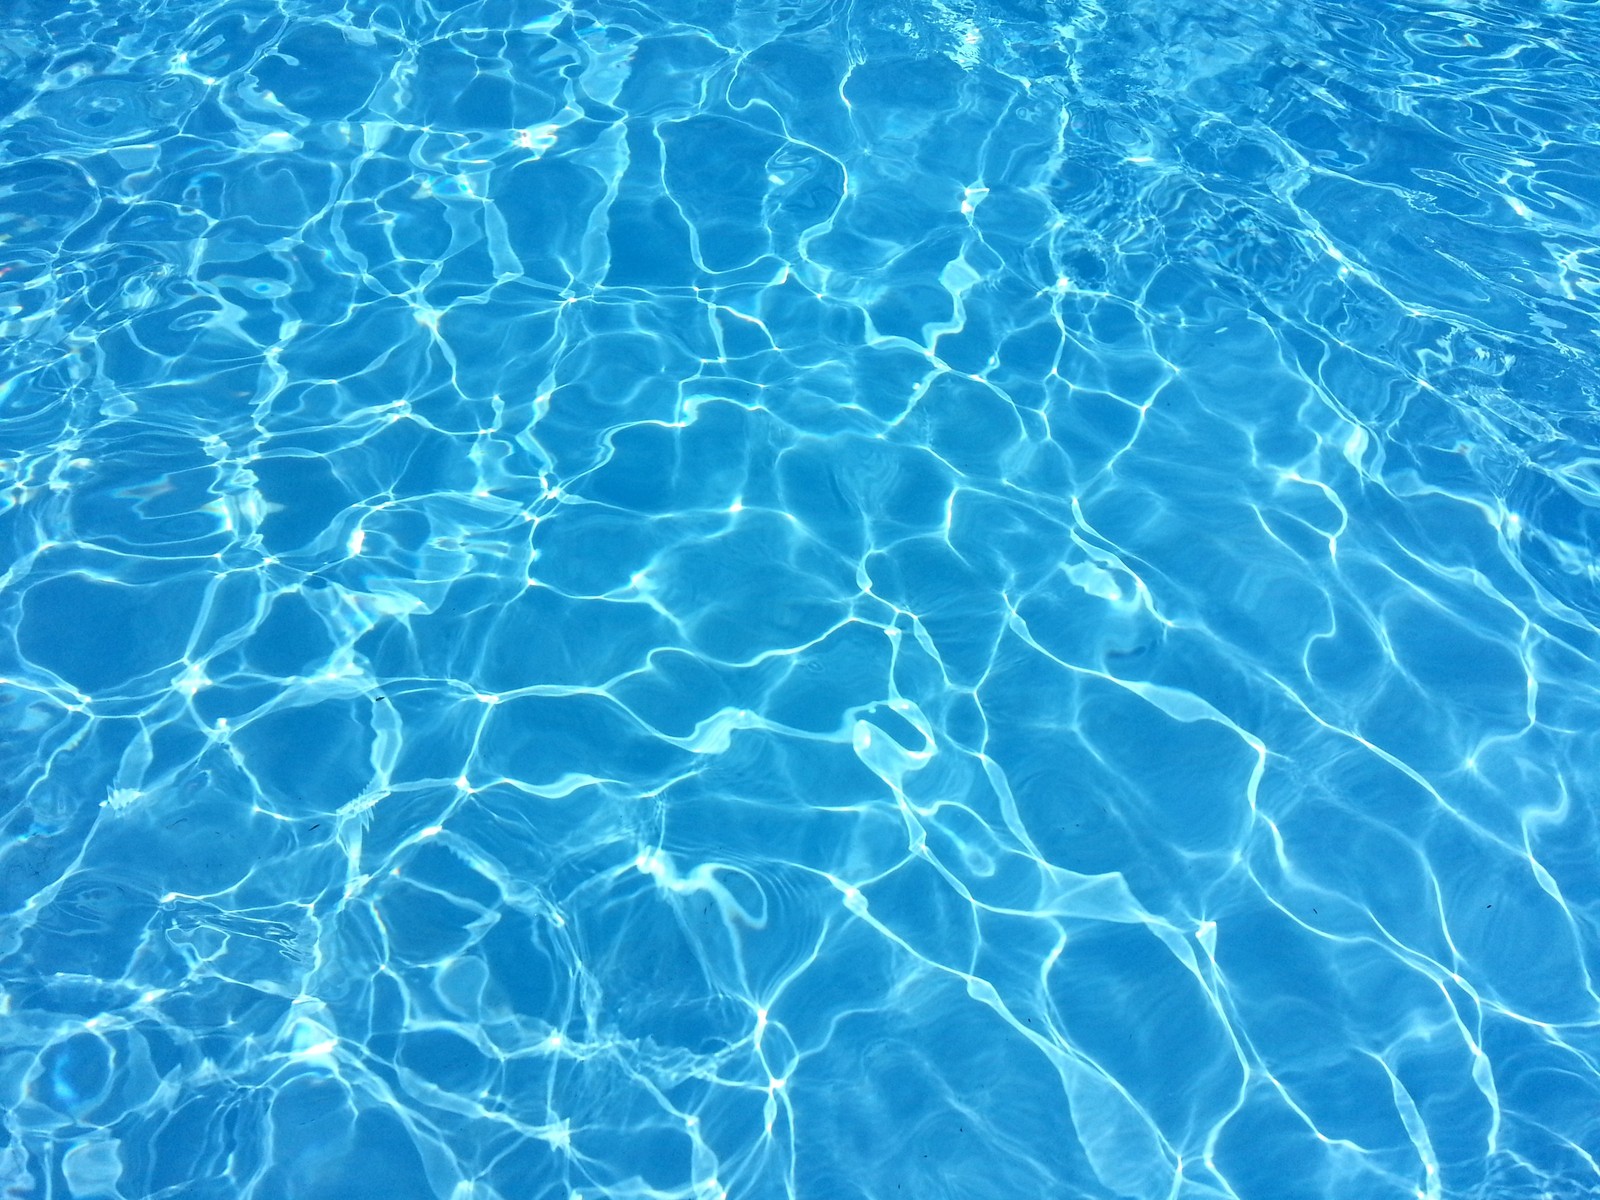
(2, 1), (1599, 1198)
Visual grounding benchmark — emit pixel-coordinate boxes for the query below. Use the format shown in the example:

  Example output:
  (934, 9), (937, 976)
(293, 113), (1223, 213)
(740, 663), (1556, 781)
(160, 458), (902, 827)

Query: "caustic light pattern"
(2, 1), (1600, 1199)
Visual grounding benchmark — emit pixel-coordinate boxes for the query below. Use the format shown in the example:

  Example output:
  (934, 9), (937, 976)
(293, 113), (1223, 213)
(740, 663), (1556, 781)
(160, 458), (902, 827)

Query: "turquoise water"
(3, 0), (1600, 1197)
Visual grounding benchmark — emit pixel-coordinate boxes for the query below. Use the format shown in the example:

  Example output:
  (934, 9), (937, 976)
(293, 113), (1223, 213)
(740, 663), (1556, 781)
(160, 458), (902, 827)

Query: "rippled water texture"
(3, 0), (1600, 1197)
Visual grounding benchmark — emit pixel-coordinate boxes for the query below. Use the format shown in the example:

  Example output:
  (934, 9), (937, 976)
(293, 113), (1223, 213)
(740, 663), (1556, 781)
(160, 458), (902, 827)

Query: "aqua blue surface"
(2, 1), (1599, 1197)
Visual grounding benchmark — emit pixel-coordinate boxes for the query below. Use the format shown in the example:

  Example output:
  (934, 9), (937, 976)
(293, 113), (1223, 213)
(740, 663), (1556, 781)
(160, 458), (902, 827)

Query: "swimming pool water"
(2, 0), (1599, 1197)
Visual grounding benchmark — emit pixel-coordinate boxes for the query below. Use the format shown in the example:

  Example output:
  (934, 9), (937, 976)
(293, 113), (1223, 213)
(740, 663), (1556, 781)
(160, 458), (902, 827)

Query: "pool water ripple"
(2, 1), (1599, 1198)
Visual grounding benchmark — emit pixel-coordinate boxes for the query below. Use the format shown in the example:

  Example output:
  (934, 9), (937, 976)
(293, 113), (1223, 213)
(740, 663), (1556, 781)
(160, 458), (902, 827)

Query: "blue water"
(3, 0), (1599, 1197)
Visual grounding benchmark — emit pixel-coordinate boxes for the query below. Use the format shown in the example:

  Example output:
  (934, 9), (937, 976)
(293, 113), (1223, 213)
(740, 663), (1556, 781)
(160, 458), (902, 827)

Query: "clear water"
(2, 0), (1599, 1197)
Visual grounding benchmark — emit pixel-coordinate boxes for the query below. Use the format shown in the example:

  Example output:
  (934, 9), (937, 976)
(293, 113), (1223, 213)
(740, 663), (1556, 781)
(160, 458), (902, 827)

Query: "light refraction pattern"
(3, 0), (1600, 1197)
